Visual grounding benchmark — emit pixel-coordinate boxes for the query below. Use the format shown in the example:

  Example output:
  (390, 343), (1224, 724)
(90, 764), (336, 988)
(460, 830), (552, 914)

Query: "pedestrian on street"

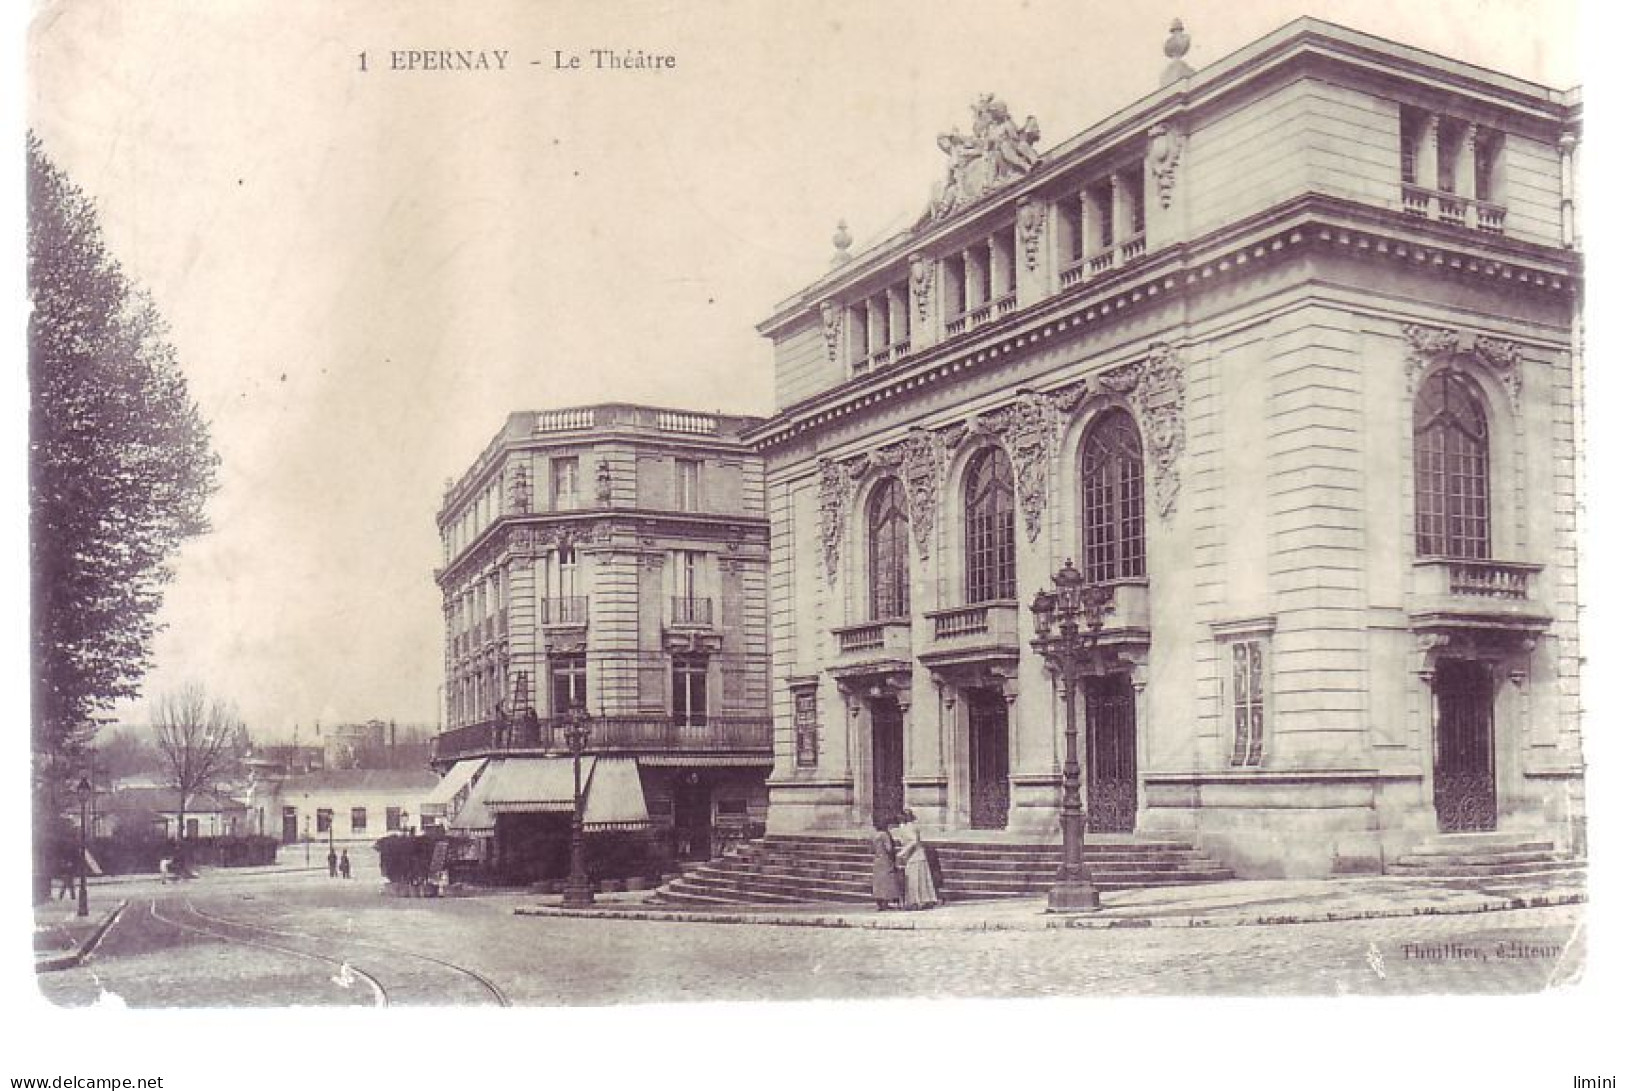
(870, 815), (903, 911)
(57, 856), (76, 900)
(327, 847), (338, 878)
(339, 850), (351, 879)
(895, 809), (939, 911)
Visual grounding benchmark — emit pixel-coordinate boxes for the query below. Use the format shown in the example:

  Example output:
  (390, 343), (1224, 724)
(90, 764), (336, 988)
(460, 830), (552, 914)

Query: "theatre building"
(746, 19), (1583, 880)
(428, 405), (773, 883)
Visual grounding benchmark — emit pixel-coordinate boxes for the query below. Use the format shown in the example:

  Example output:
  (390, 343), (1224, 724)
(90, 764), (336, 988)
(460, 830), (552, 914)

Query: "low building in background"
(248, 767), (438, 847)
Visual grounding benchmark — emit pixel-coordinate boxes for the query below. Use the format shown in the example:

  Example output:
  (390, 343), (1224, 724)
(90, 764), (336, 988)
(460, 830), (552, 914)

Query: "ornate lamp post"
(75, 776), (92, 918)
(560, 705), (595, 909)
(1030, 559), (1113, 913)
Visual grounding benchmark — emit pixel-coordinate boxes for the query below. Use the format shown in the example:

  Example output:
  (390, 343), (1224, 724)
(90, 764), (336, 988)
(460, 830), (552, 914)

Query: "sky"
(21, 0), (1584, 740)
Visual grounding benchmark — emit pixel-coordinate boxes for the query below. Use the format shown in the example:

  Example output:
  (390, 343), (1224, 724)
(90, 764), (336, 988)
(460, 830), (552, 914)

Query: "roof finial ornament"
(1161, 18), (1193, 86)
(831, 220), (853, 267)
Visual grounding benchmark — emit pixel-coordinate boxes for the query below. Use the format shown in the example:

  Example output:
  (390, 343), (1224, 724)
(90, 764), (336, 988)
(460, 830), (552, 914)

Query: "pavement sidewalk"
(513, 872), (1587, 931)
(34, 900), (127, 972)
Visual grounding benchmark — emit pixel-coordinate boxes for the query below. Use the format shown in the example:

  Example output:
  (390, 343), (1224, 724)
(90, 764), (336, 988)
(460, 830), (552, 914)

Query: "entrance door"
(674, 778), (712, 861)
(1433, 659), (1497, 832)
(281, 807), (298, 844)
(1085, 673), (1138, 833)
(870, 697), (906, 824)
(968, 690), (1010, 829)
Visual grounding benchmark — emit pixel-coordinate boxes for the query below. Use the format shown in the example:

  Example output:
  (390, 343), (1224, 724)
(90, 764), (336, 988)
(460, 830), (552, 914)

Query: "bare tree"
(152, 685), (241, 861)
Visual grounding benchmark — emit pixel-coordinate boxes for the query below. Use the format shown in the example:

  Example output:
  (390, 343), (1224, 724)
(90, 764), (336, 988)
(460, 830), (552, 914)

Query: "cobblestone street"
(36, 867), (1585, 1007)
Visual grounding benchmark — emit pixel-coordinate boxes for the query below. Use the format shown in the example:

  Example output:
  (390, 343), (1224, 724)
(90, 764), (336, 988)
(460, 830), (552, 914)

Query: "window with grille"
(1414, 370), (1490, 559)
(1229, 640), (1266, 767)
(551, 654), (588, 713)
(1082, 410), (1146, 583)
(350, 807), (367, 833)
(316, 808), (332, 834)
(793, 688), (819, 766)
(868, 478), (910, 619)
(673, 655), (708, 726)
(964, 449), (1016, 603)
(386, 807), (403, 832)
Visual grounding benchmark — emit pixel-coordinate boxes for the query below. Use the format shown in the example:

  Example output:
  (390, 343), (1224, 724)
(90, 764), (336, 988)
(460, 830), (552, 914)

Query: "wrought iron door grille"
(968, 693), (1010, 830)
(1433, 659), (1497, 832)
(1085, 674), (1137, 833)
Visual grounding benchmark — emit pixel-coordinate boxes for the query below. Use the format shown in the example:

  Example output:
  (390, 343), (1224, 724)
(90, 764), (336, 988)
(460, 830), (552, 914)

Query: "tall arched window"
(1081, 409), (1146, 583)
(868, 478), (910, 619)
(964, 448), (1016, 603)
(1414, 370), (1490, 559)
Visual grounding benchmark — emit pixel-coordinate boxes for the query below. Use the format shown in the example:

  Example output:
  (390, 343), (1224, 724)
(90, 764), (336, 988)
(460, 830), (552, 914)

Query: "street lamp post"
(560, 706), (595, 909)
(75, 776), (92, 918)
(1030, 559), (1114, 913)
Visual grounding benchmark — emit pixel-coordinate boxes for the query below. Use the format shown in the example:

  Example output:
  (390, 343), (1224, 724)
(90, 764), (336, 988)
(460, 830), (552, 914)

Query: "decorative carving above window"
(924, 95), (1042, 223)
(1098, 343), (1187, 518)
(1402, 323), (1523, 411)
(1147, 120), (1186, 209)
(964, 391), (1058, 543)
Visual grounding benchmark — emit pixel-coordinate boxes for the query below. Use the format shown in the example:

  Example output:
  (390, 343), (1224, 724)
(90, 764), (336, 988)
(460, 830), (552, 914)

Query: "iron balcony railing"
(430, 715), (773, 763)
(670, 596), (714, 626)
(539, 595), (589, 626)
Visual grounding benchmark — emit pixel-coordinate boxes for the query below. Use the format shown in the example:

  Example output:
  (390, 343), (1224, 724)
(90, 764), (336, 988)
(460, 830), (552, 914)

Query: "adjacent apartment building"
(429, 406), (773, 880)
(747, 18), (1583, 878)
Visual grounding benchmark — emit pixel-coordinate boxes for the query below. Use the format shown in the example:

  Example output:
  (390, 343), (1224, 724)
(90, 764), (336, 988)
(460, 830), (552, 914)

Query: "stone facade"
(748, 19), (1583, 878)
(432, 405), (773, 859)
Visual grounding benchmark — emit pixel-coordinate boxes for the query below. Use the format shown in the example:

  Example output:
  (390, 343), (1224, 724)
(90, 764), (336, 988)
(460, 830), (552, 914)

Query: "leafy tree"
(153, 684), (245, 858)
(28, 134), (218, 762)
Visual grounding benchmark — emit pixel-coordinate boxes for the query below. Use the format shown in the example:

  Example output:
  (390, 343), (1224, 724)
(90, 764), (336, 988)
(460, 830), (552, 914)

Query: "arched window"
(1414, 370), (1490, 559)
(964, 448), (1016, 603)
(1081, 410), (1146, 583)
(868, 478), (910, 619)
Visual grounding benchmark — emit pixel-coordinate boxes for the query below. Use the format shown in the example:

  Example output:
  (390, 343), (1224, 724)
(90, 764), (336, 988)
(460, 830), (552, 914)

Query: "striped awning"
(635, 754), (774, 767)
(422, 758), (486, 817)
(466, 756), (652, 830)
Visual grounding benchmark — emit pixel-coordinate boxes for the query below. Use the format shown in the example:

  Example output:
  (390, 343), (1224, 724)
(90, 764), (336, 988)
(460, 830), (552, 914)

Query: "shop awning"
(482, 756), (580, 816)
(422, 758), (487, 817)
(459, 756), (652, 830)
(582, 757), (651, 830)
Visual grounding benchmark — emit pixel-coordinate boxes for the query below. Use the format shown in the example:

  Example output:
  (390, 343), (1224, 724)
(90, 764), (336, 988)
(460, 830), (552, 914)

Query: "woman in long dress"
(870, 817), (903, 911)
(893, 809), (938, 910)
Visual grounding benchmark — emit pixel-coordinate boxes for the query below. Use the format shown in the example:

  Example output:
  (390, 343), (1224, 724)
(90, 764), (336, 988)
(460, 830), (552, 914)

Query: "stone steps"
(654, 833), (1235, 907)
(1387, 833), (1583, 883)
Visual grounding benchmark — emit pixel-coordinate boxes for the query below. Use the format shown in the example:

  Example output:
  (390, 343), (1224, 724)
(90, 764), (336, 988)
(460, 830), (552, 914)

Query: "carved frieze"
(1017, 197), (1045, 272)
(818, 457), (856, 584)
(508, 462), (531, 513)
(909, 253), (933, 322)
(1402, 323), (1524, 411)
(924, 95), (1042, 223)
(820, 301), (842, 363)
(1147, 120), (1186, 210)
(894, 428), (946, 560)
